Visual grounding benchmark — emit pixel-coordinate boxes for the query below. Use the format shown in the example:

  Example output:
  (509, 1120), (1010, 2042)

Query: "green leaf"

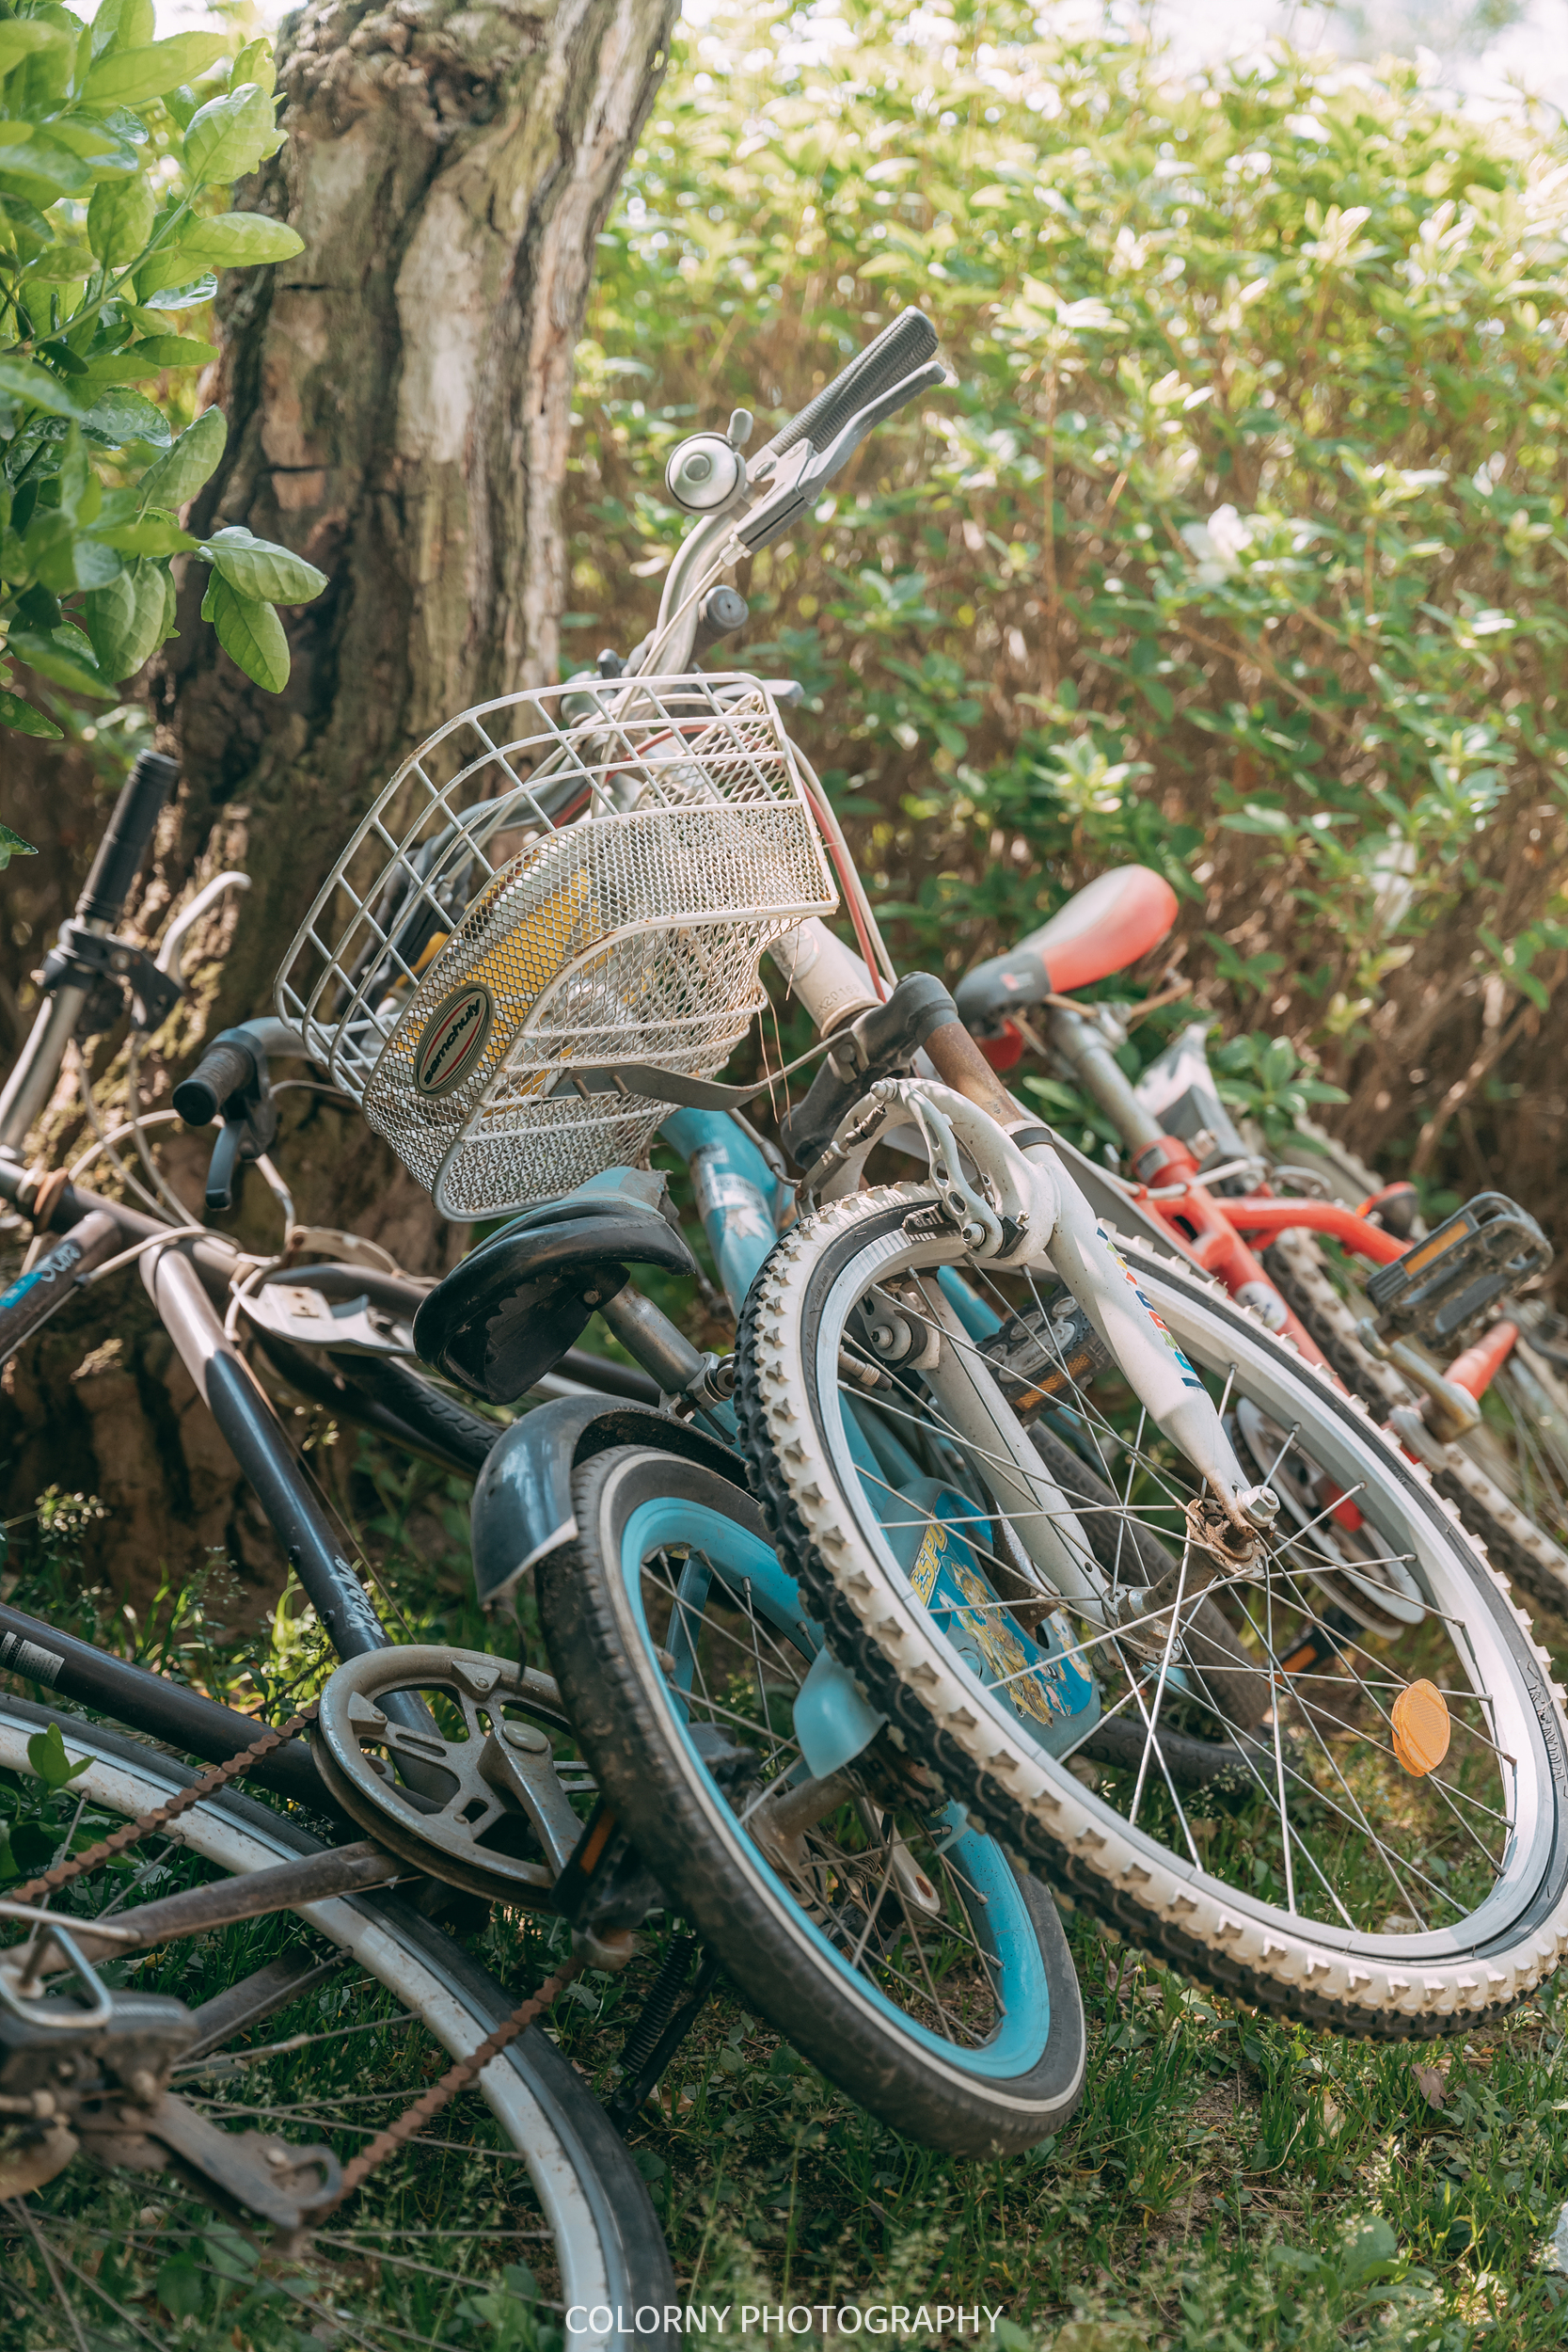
(89, 509), (197, 555)
(123, 334), (217, 369)
(24, 239), (96, 281)
(130, 275), (216, 314)
(0, 135), (92, 203)
(231, 37), (275, 97)
(90, 0), (155, 63)
(202, 525), (327, 605)
(0, 355), (82, 418)
(7, 627), (116, 699)
(0, 699), (58, 741)
(40, 119), (138, 180)
(0, 188), (55, 251)
(85, 554), (168, 676)
(154, 2254), (205, 2321)
(136, 403), (226, 510)
(87, 169), (154, 265)
(183, 82), (280, 189)
(0, 20), (72, 78)
(79, 384), (173, 448)
(201, 567), (289, 691)
(26, 1721), (92, 1791)
(84, 30), (228, 106)
(166, 211), (304, 269)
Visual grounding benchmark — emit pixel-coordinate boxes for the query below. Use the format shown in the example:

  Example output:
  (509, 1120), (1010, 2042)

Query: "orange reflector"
(1391, 1678), (1450, 1776)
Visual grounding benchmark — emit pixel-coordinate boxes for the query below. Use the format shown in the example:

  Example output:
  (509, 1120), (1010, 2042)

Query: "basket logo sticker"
(413, 982), (494, 1097)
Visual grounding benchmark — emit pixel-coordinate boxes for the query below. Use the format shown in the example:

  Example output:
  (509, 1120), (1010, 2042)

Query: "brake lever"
(736, 357), (950, 554)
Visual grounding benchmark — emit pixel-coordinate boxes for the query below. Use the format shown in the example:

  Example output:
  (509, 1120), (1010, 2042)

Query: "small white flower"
(1180, 503), (1253, 583)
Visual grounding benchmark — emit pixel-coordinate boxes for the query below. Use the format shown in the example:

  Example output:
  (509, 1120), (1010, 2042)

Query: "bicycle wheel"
(0, 1692), (673, 2352)
(736, 1184), (1568, 2038)
(535, 1446), (1085, 2155)
(1265, 1225), (1568, 1614)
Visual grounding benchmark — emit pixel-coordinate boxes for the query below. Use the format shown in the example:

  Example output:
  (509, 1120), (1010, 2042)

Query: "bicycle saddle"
(413, 1195), (696, 1404)
(956, 866), (1179, 1037)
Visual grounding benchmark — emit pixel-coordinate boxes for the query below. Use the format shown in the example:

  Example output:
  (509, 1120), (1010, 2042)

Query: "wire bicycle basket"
(275, 673), (837, 1219)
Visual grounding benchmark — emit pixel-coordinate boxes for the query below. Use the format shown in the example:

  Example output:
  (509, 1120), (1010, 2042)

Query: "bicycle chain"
(317, 1957), (585, 2219)
(11, 1701), (321, 1905)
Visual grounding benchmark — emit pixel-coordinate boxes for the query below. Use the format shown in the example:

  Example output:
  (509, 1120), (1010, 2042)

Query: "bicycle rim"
(0, 1693), (673, 2352)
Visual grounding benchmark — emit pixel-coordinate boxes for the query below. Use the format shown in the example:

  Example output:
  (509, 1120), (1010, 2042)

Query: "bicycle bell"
(665, 407), (753, 514)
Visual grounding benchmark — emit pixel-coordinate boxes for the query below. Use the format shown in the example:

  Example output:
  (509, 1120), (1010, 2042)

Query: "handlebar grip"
(954, 947), (1052, 1036)
(172, 1035), (258, 1126)
(758, 310), (939, 467)
(76, 750), (179, 927)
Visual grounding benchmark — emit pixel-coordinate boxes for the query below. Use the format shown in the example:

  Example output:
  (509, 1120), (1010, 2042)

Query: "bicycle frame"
(1037, 997), (1529, 1424)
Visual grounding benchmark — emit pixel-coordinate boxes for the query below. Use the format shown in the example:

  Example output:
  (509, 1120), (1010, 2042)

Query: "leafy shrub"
(0, 1), (324, 803)
(569, 0), (1568, 1213)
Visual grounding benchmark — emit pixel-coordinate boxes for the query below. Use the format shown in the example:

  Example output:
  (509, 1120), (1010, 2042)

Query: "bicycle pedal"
(1365, 1191), (1552, 1350)
(553, 1800), (664, 1965)
(980, 1289), (1112, 1416)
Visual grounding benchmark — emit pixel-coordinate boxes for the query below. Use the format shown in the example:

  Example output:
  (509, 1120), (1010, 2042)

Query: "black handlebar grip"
(759, 310), (940, 468)
(75, 749), (179, 927)
(172, 1034), (258, 1126)
(954, 946), (1053, 1036)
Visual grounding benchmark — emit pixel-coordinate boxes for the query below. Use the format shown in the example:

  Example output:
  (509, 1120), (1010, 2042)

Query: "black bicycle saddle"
(412, 1197), (696, 1404)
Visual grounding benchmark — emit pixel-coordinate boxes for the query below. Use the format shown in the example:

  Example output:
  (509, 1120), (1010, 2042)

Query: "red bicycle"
(955, 866), (1568, 1624)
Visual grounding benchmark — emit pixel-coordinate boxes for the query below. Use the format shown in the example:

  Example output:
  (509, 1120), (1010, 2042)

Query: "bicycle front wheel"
(536, 1445), (1085, 2155)
(736, 1184), (1568, 2038)
(0, 1692), (673, 2352)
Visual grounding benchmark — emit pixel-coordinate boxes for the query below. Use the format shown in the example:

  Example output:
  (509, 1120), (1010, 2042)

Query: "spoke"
(1109, 1407), (1148, 1607)
(1129, 1538), (1193, 1831)
(1115, 1634), (1204, 1868)
(1229, 1584), (1458, 1924)
(887, 1862), (964, 2041)
(848, 1842), (898, 1972)
(1263, 1544), (1298, 1916)
(22, 2217), (163, 2352)
(1259, 1421), (1303, 1488)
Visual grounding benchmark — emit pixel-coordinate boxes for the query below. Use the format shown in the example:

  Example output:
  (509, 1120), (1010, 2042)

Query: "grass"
(8, 1436), (1568, 2349)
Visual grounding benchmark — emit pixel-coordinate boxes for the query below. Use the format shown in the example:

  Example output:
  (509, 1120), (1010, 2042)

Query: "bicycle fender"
(470, 1395), (749, 1615)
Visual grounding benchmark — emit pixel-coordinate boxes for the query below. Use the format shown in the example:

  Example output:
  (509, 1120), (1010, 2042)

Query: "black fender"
(470, 1395), (749, 1615)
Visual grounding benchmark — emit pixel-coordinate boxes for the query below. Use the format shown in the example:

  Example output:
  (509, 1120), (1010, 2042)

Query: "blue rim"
(619, 1496), (1050, 2080)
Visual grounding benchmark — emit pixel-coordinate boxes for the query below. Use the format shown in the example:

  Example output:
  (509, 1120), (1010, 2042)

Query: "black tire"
(537, 1445), (1085, 2157)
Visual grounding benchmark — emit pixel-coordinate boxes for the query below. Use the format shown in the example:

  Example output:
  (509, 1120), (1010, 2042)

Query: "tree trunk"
(0, 0), (674, 1610)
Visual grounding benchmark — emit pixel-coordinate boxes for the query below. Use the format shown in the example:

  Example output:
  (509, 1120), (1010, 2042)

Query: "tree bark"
(1, 0), (674, 1606)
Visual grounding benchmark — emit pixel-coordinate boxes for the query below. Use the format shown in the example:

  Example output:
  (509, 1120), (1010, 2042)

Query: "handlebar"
(172, 1032), (261, 1127)
(752, 310), (939, 473)
(76, 750), (178, 928)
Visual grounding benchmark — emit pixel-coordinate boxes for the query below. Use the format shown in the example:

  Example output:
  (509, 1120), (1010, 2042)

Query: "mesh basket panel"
(276, 675), (835, 1216)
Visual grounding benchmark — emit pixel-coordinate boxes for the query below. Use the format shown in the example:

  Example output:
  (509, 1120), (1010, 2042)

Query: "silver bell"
(665, 432), (746, 515)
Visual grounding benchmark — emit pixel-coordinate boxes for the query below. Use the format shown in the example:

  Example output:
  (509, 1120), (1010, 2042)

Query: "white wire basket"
(275, 672), (838, 1219)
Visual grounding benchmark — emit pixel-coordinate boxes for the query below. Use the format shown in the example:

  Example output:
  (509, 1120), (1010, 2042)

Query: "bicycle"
(952, 869), (1568, 1630)
(0, 755), (677, 2348)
